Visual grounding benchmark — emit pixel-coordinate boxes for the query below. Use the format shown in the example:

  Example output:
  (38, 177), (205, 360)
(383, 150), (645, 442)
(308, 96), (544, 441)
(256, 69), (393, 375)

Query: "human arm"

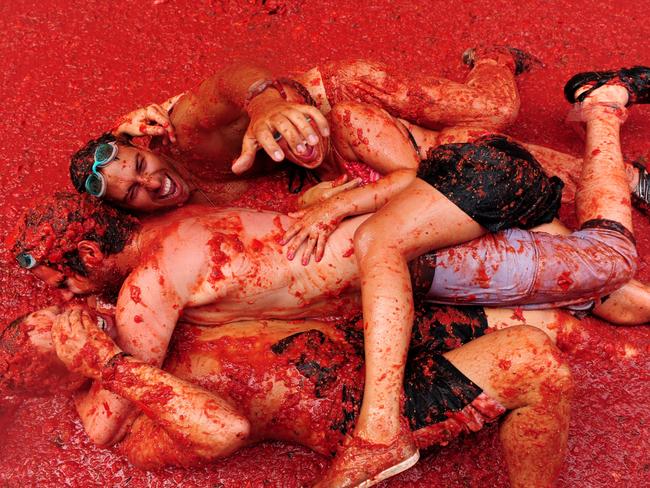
(68, 262), (189, 445)
(282, 102), (420, 263)
(111, 99), (180, 142)
(166, 63), (328, 172)
(297, 174), (362, 209)
(52, 308), (249, 460)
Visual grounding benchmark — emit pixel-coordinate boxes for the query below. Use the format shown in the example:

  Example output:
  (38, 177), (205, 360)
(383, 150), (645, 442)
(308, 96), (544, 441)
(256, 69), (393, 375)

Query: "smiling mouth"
(293, 144), (322, 168)
(157, 174), (178, 200)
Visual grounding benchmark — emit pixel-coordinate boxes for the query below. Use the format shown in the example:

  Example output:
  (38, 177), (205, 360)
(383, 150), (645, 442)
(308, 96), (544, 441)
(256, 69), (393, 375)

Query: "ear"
(77, 240), (105, 268)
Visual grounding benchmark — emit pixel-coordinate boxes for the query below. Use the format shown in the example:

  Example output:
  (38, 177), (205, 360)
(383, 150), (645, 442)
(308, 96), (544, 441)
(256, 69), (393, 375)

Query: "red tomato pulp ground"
(0, 0), (648, 486)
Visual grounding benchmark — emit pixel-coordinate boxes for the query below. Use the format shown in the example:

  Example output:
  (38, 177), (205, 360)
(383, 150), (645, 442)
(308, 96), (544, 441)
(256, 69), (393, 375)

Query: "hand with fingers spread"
(51, 308), (122, 380)
(282, 200), (345, 265)
(113, 103), (177, 143)
(232, 98), (330, 175)
(298, 174), (362, 209)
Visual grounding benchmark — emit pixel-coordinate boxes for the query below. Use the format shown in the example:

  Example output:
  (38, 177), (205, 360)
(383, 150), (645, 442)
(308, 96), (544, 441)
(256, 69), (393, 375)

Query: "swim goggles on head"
(84, 142), (119, 198)
(16, 252), (37, 269)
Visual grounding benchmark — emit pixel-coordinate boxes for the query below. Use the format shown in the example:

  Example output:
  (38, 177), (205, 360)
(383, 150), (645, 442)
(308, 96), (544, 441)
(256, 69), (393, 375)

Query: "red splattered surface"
(1, 0), (649, 486)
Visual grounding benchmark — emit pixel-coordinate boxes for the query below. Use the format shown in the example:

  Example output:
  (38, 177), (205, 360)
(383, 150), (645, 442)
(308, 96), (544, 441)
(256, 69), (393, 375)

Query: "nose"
(137, 174), (161, 191)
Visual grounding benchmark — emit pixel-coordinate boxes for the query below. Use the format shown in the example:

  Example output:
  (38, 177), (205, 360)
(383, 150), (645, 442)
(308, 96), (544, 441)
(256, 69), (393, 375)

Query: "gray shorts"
(410, 221), (637, 310)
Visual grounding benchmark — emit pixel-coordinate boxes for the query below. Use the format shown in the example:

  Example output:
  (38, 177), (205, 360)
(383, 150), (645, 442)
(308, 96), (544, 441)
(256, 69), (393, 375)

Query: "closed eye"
(136, 154), (145, 174)
(125, 183), (139, 203)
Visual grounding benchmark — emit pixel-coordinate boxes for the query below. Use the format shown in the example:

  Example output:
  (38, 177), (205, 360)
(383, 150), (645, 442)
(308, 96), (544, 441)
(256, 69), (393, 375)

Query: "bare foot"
(313, 422), (418, 488)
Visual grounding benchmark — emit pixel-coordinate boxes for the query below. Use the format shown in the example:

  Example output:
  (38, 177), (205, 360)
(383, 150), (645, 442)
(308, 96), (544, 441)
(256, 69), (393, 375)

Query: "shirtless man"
(1, 302), (574, 487)
(67, 47), (534, 210)
(324, 70), (647, 486)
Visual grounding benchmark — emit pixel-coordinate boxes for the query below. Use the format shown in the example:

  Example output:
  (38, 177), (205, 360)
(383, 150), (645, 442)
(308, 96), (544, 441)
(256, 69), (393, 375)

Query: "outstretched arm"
(70, 260), (191, 445)
(109, 63), (328, 170)
(52, 309), (250, 461)
(283, 101), (420, 264)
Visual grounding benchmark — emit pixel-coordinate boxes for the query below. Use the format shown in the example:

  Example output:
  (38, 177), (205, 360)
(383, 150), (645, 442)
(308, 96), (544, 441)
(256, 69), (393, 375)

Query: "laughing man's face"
(101, 145), (191, 212)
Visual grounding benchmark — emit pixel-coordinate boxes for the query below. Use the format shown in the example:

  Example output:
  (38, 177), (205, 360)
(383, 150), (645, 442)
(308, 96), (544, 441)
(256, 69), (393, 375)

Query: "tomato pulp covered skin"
(0, 0), (649, 486)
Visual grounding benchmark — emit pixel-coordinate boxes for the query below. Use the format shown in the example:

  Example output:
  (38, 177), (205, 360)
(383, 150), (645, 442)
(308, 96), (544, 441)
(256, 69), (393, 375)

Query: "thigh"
(443, 326), (553, 409)
(356, 178), (485, 260)
(484, 307), (579, 343)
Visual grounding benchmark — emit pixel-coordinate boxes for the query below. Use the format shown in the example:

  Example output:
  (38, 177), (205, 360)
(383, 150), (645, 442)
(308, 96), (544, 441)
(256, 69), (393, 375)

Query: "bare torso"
(118, 207), (368, 361)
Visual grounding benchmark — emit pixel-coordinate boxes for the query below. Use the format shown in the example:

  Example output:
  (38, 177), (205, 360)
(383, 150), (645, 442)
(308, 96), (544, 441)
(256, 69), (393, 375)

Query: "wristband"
(104, 351), (132, 369)
(245, 79), (287, 107)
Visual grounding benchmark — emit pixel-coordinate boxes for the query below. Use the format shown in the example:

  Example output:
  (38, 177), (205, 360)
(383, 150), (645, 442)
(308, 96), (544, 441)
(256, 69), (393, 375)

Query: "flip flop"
(462, 46), (543, 76)
(631, 159), (650, 215)
(564, 66), (650, 106)
(355, 450), (420, 488)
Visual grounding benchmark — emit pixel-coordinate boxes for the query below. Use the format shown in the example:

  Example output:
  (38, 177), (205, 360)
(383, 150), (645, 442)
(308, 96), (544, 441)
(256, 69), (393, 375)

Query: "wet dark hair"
(69, 132), (133, 194)
(9, 192), (139, 277)
(0, 315), (28, 353)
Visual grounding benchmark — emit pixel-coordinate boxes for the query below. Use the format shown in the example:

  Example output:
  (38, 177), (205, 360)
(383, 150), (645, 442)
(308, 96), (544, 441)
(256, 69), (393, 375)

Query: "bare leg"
(353, 181), (483, 436)
(313, 181), (486, 487)
(523, 143), (637, 203)
(574, 85), (632, 229)
(444, 326), (573, 488)
(318, 55), (520, 131)
(484, 307), (580, 344)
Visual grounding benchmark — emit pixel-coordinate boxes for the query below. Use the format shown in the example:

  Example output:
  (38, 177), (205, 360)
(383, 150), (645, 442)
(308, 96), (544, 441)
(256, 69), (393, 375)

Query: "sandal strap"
(633, 160), (650, 203)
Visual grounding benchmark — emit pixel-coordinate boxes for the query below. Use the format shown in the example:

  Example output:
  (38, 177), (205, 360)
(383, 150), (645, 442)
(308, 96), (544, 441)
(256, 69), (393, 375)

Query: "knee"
(481, 96), (519, 132)
(518, 326), (573, 397)
(353, 219), (383, 259)
(506, 325), (571, 376)
(353, 217), (407, 263)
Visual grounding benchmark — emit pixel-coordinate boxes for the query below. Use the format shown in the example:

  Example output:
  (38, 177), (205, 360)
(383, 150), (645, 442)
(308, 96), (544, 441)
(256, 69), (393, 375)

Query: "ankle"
(566, 101), (628, 125)
(577, 84), (629, 106)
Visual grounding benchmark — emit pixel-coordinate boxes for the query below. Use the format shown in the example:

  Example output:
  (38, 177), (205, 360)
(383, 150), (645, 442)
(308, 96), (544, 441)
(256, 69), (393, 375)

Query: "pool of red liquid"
(0, 0), (648, 486)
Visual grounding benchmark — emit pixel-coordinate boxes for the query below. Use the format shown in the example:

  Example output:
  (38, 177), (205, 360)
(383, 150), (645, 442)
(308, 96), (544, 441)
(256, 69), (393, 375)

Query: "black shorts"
(417, 136), (564, 232)
(271, 304), (493, 439)
(404, 303), (490, 430)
